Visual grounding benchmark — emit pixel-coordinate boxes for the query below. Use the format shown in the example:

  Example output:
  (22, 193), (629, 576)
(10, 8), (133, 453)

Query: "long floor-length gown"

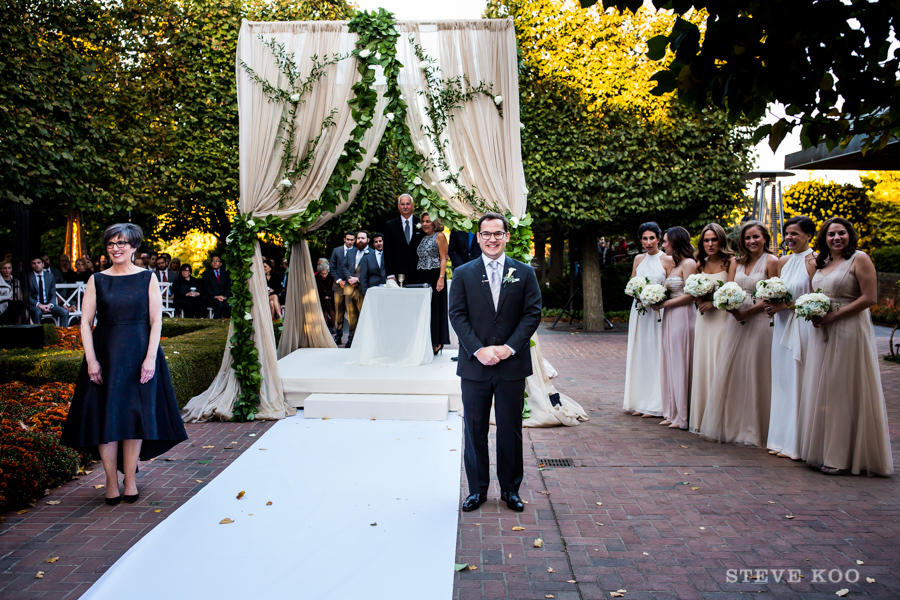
(766, 249), (813, 458)
(798, 252), (893, 475)
(416, 233), (450, 347)
(700, 256), (773, 445)
(688, 269), (729, 434)
(623, 251), (666, 416)
(660, 275), (696, 429)
(61, 270), (188, 464)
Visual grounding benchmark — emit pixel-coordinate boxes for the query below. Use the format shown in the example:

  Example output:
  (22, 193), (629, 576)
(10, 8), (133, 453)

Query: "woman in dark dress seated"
(73, 258), (92, 283)
(172, 264), (206, 318)
(263, 258), (283, 319)
(61, 223), (187, 506)
(315, 259), (336, 332)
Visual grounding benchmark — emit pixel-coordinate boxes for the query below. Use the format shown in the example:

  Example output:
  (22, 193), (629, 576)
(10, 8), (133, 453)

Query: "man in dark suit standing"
(329, 231), (356, 344)
(448, 230), (482, 269)
(27, 255), (69, 325)
(202, 254), (231, 318)
(449, 212), (542, 513)
(341, 231), (369, 348)
(383, 193), (424, 284)
(359, 232), (387, 295)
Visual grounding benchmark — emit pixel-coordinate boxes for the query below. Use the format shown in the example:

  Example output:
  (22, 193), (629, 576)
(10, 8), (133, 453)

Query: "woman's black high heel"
(433, 345), (443, 356)
(105, 496), (122, 506)
(123, 493), (140, 504)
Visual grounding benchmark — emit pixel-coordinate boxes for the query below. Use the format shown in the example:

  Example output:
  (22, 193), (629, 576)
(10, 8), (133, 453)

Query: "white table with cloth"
(344, 287), (434, 367)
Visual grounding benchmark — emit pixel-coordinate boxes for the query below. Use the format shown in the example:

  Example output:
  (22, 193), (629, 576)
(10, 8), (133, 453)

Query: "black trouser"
(460, 371), (526, 496)
(209, 297), (231, 319)
(29, 303), (70, 325)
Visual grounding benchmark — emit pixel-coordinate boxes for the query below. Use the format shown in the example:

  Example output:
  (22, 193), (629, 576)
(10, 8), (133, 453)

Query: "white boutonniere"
(502, 267), (519, 285)
(416, 223), (422, 230)
(364, 249), (369, 255)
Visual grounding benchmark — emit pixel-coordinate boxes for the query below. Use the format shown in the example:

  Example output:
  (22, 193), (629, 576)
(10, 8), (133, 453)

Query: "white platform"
(304, 393), (449, 421)
(278, 348), (462, 412)
(79, 413), (464, 600)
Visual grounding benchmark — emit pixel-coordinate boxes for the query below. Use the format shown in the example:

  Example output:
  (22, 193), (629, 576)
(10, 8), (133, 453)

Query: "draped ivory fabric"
(184, 18), (529, 422)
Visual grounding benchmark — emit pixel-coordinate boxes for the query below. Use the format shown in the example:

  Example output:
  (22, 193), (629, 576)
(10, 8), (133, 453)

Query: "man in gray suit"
(27, 255), (69, 325)
(329, 231), (356, 345)
(341, 231), (369, 348)
(359, 233), (386, 295)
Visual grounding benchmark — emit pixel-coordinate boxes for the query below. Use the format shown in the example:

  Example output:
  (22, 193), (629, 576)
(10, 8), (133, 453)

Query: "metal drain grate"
(540, 458), (574, 468)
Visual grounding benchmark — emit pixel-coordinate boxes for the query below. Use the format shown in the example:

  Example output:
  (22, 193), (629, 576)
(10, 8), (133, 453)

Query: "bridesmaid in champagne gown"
(689, 224), (733, 434)
(700, 221), (778, 446)
(764, 216), (816, 459)
(623, 222), (672, 418)
(798, 218), (893, 475)
(657, 227), (697, 430)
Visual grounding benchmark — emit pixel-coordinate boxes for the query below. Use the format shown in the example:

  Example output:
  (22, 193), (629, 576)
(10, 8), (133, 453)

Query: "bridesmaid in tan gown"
(657, 227), (698, 430)
(798, 218), (893, 475)
(689, 224), (734, 434)
(700, 221), (778, 446)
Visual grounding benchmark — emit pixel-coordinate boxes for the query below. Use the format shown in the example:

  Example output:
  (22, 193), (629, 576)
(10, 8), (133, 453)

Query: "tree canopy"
(589, 0), (900, 154)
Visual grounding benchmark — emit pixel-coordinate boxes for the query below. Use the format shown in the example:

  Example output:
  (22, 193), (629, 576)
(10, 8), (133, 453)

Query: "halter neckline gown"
(623, 251), (666, 416)
(61, 270), (188, 465)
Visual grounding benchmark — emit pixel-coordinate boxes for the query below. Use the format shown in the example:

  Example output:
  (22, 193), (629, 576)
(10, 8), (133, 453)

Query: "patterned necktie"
(404, 219), (411, 243)
(489, 261), (500, 310)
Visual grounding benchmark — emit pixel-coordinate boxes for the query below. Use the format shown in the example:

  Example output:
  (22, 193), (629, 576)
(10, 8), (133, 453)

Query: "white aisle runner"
(81, 412), (463, 600)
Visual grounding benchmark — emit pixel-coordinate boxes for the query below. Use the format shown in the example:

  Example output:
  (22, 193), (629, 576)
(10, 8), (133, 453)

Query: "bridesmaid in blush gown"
(700, 221), (778, 446)
(763, 216), (817, 459)
(798, 218), (893, 475)
(688, 223), (733, 434)
(657, 226), (697, 430)
(623, 222), (672, 418)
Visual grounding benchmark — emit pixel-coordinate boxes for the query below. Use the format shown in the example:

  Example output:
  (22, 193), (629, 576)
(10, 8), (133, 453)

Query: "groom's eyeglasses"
(478, 231), (507, 240)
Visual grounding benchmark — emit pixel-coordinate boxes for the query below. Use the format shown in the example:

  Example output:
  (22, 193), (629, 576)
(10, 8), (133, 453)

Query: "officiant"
(383, 194), (424, 285)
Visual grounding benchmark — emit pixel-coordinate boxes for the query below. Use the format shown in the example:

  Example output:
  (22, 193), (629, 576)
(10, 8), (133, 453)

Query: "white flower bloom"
(794, 291), (834, 321)
(418, 61), (429, 70)
(684, 273), (717, 299)
(385, 112), (395, 122)
(639, 283), (667, 307)
(278, 178), (292, 188)
(510, 216), (520, 228)
(519, 122), (525, 129)
(713, 282), (747, 312)
(523, 188), (529, 195)
(247, 219), (256, 228)
(412, 176), (423, 186)
(358, 49), (371, 58)
(244, 312), (253, 321)
(624, 276), (650, 299)
(431, 180), (439, 186)
(493, 95), (503, 105)
(289, 93), (300, 103)
(415, 223), (422, 230)
(753, 277), (791, 302)
(371, 157), (379, 164)
(341, 150), (347, 157)
(375, 52), (381, 61)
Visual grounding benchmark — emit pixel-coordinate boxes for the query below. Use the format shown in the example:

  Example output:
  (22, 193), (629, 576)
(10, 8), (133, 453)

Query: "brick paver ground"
(1, 323), (898, 599)
(453, 323), (900, 600)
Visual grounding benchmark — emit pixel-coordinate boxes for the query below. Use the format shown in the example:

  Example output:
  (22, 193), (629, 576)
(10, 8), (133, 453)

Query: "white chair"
(55, 283), (85, 326)
(159, 282), (175, 317)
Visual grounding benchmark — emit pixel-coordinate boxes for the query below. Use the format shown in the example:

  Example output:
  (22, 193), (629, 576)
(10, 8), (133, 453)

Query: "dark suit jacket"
(359, 250), (386, 295)
(449, 256), (542, 382)
(27, 270), (59, 307)
(448, 231), (482, 269)
(154, 268), (178, 284)
(383, 215), (424, 282)
(329, 245), (352, 290)
(201, 267), (232, 299)
(342, 247), (368, 285)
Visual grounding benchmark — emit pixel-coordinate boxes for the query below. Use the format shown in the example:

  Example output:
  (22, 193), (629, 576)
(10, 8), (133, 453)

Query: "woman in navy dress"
(61, 224), (187, 505)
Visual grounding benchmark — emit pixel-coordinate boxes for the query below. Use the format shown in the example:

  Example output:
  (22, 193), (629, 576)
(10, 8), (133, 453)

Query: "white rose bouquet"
(639, 283), (668, 322)
(684, 273), (723, 316)
(754, 277), (792, 303)
(793, 290), (834, 321)
(624, 276), (650, 299)
(713, 282), (747, 324)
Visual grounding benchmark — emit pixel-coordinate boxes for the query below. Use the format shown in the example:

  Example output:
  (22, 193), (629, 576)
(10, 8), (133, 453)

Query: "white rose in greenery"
(358, 49), (371, 58)
(244, 312), (253, 321)
(523, 187), (529, 195)
(375, 52), (381, 61)
(510, 216), (520, 228)
(493, 95), (503, 105)
(431, 180), (439, 186)
(247, 219), (256, 228)
(413, 176), (423, 186)
(385, 112), (395, 122)
(519, 122), (525, 129)
(418, 61), (429, 70)
(371, 157), (379, 164)
(289, 93), (300, 103)
(340, 150), (347, 157)
(278, 178), (292, 188)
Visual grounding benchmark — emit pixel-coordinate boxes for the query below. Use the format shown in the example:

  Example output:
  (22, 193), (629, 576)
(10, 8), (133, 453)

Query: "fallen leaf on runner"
(699, 527), (706, 530)
(679, 482), (690, 485)
(567, 580), (576, 584)
(680, 445), (688, 449)
(266, 501), (273, 506)
(44, 557), (59, 563)
(534, 538), (543, 548)
(596, 522), (604, 526)
(43, 489), (51, 496)
(539, 463), (546, 468)
(596, 502), (603, 506)
(454, 563), (468, 571)
(475, 523), (481, 526)
(447, 427), (451, 430)
(545, 596), (554, 599)
(508, 554), (512, 559)
(84, 470), (93, 475)
(259, 448), (268, 451)
(198, 460), (211, 464)
(540, 491), (550, 495)
(93, 484), (105, 489)
(371, 418), (377, 421)
(691, 487), (700, 491)
(17, 509), (29, 515)
(450, 449), (457, 451)
(236, 491), (245, 500)
(201, 445), (214, 449)
(836, 590), (849, 597)
(467, 565), (477, 571)
(769, 501), (776, 504)
(165, 458), (175, 461)
(322, 418), (329, 420)
(643, 552), (649, 556)
(785, 515), (795, 519)
(610, 594), (624, 598)
(683, 472), (690, 475)
(225, 446), (234, 449)
(35, 571), (44, 579)
(230, 441), (239, 445)
(370, 522), (377, 526)
(617, 590), (627, 594)
(220, 518), (234, 524)
(523, 500), (528, 504)
(195, 480), (203, 484)
(511, 526), (525, 531)
(856, 560), (864, 565)
(547, 567), (555, 573)
(866, 577), (876, 583)
(248, 514), (254, 516)
(154, 509), (162, 513)
(46, 500), (61, 505)
(249, 433), (257, 437)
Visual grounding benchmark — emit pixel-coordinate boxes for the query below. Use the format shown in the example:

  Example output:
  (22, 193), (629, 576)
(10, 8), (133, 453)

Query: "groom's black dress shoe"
(461, 493), (487, 512)
(500, 491), (525, 512)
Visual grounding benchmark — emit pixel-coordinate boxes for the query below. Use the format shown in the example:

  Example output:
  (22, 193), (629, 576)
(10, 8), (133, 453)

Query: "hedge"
(872, 246), (900, 274)
(0, 319), (229, 408)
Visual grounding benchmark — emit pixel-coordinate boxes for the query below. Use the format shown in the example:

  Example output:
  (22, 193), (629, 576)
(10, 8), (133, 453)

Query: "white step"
(303, 393), (449, 421)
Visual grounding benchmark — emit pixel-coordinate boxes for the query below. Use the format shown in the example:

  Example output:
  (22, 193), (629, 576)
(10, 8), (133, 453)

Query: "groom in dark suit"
(449, 212), (542, 513)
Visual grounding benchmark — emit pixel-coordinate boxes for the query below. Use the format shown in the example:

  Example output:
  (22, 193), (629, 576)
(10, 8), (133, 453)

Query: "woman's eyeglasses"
(105, 241), (130, 249)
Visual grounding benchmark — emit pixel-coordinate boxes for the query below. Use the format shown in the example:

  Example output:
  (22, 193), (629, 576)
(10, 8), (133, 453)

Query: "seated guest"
(169, 257), (182, 273)
(202, 254), (231, 318)
(172, 264), (206, 318)
(133, 256), (147, 269)
(359, 232), (386, 295)
(154, 253), (177, 285)
(263, 258), (283, 319)
(73, 258), (92, 282)
(0, 260), (25, 324)
(147, 253), (158, 270)
(42, 253), (63, 283)
(58, 254), (77, 283)
(82, 256), (95, 275)
(27, 255), (69, 325)
(97, 254), (110, 271)
(315, 259), (335, 331)
(448, 229), (481, 269)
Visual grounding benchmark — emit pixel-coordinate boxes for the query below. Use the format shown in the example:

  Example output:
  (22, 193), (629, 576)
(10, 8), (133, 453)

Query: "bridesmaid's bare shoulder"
(633, 253), (646, 267)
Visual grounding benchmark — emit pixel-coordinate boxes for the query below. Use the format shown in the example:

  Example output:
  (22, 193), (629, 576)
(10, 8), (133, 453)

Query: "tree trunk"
(582, 225), (604, 332)
(549, 223), (565, 282)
